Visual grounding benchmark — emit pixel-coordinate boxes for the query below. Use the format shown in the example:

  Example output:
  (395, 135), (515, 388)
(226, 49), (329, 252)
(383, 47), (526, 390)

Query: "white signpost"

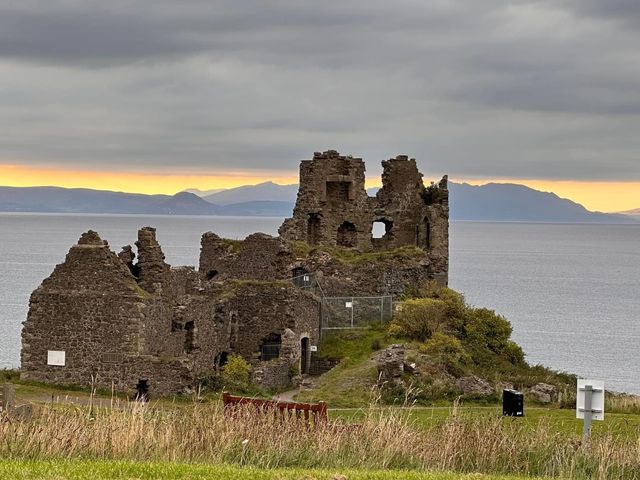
(576, 379), (604, 441)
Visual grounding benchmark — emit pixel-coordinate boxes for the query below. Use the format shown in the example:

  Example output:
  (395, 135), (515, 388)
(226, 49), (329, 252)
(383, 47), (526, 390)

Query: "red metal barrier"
(222, 392), (328, 424)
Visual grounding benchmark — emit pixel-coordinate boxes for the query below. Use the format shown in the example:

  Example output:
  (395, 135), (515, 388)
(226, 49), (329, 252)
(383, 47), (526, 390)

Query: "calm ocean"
(1, 214), (638, 393)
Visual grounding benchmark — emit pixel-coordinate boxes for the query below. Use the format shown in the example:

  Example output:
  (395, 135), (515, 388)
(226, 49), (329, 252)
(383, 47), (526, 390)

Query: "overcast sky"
(1, 0), (639, 181)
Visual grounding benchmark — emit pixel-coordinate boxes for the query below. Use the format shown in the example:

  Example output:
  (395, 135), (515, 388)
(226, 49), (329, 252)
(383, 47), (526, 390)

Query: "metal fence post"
(350, 297), (354, 328)
(582, 384), (593, 442)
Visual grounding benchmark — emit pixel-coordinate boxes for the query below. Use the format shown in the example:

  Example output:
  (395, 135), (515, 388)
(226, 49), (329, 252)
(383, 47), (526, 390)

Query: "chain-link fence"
(290, 271), (393, 332)
(321, 295), (393, 330)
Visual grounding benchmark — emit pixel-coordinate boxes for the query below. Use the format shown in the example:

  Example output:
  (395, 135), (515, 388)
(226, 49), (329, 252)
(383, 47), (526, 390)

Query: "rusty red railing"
(222, 391), (328, 425)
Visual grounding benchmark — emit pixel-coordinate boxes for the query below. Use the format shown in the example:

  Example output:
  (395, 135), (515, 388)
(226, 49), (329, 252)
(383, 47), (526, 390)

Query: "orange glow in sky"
(0, 164), (299, 194)
(459, 179), (639, 213)
(1, 164), (638, 213)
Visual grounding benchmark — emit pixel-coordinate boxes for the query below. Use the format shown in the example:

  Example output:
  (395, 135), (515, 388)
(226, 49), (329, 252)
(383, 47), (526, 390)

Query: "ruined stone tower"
(279, 150), (449, 269)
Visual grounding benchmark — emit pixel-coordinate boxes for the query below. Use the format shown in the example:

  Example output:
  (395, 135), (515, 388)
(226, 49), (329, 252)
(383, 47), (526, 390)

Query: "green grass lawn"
(0, 460), (539, 480)
(329, 405), (640, 440)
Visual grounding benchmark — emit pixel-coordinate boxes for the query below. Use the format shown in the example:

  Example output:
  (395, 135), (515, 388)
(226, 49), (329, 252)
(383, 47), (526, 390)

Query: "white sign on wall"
(345, 301), (353, 308)
(576, 379), (605, 421)
(310, 345), (318, 352)
(47, 350), (66, 367)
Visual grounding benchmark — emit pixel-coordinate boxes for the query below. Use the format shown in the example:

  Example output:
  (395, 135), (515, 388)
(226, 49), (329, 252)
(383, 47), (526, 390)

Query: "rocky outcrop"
(377, 344), (406, 386)
(529, 383), (557, 404)
(456, 375), (494, 397)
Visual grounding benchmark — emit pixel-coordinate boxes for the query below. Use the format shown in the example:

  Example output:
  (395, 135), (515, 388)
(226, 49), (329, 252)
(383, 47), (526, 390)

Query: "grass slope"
(0, 460), (537, 480)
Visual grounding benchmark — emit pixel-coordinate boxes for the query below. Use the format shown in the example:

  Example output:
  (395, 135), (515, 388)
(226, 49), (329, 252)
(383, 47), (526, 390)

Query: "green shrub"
(222, 355), (251, 386)
(0, 369), (20, 382)
(402, 282), (466, 330)
(389, 298), (449, 342)
(462, 308), (525, 367)
(420, 332), (471, 375)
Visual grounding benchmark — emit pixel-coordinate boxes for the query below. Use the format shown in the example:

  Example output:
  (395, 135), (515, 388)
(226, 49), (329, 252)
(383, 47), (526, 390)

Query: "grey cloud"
(0, 0), (639, 181)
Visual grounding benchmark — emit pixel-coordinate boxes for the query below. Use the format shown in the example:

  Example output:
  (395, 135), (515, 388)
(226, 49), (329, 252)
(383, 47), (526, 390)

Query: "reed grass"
(1, 397), (638, 479)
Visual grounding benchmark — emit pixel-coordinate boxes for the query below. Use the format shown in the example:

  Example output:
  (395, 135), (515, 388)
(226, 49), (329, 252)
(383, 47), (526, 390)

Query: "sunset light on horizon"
(1, 164), (637, 213)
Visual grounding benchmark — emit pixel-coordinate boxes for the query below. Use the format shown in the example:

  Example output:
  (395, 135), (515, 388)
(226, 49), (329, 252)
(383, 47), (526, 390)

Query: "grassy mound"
(301, 282), (576, 408)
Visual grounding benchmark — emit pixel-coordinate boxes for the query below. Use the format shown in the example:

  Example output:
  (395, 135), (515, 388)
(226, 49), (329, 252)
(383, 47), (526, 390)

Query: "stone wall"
(212, 282), (319, 363)
(252, 358), (292, 390)
(199, 233), (291, 282)
(279, 150), (449, 278)
(22, 229), (321, 394)
(20, 231), (147, 388)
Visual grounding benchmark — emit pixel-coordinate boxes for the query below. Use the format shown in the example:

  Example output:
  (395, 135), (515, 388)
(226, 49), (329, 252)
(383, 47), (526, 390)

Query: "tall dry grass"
(1, 398), (638, 479)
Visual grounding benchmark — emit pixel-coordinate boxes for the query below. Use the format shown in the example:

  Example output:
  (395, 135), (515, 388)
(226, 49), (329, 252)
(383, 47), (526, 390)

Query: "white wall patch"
(47, 350), (66, 366)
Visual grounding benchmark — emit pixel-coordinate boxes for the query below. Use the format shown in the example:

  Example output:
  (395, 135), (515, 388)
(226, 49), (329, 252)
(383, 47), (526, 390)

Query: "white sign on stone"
(310, 345), (318, 352)
(576, 379), (605, 421)
(47, 350), (66, 367)
(345, 301), (353, 308)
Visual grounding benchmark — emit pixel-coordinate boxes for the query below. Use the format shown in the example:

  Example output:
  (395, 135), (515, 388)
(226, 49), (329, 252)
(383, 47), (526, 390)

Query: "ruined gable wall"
(20, 231), (148, 386)
(21, 228), (206, 394)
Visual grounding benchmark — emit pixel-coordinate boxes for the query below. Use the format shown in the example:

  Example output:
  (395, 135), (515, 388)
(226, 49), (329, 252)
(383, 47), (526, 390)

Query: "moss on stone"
(221, 238), (244, 253)
(321, 245), (426, 265)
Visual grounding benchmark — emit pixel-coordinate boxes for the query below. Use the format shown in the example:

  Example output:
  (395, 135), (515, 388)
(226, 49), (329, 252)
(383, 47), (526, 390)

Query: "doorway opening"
(215, 351), (229, 370)
(300, 337), (310, 374)
(135, 379), (149, 402)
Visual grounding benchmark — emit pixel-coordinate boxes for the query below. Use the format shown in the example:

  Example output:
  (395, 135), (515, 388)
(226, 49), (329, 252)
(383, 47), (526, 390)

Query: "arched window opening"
(372, 219), (393, 239)
(372, 221), (385, 239)
(135, 379), (149, 402)
(337, 221), (357, 247)
(260, 332), (282, 361)
(307, 213), (321, 245)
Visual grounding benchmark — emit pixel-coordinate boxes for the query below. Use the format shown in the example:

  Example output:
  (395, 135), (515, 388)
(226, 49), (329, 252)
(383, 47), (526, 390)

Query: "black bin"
(503, 389), (524, 417)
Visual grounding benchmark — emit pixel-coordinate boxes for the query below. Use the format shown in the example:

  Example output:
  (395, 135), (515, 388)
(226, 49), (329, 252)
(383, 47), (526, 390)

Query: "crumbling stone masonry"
(279, 150), (449, 284)
(21, 228), (319, 395)
(20, 150), (448, 396)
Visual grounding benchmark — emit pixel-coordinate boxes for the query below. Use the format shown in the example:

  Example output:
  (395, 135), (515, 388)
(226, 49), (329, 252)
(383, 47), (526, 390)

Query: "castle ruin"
(20, 150), (449, 395)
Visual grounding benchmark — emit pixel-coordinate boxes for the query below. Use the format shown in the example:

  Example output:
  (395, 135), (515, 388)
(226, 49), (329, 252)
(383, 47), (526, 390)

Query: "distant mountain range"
(618, 207), (640, 216)
(0, 182), (635, 224)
